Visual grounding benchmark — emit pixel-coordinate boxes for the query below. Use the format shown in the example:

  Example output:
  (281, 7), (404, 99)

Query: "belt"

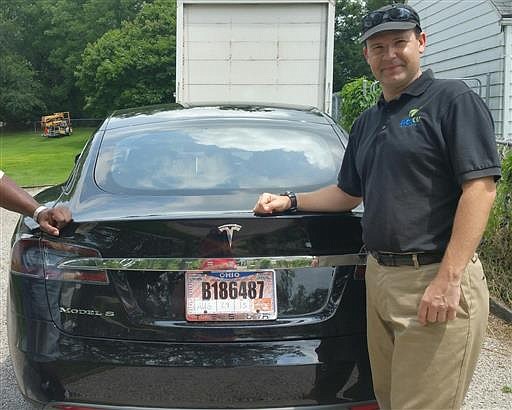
(370, 251), (443, 268)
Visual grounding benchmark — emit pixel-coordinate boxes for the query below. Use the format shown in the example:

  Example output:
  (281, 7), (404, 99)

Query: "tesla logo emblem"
(218, 224), (242, 248)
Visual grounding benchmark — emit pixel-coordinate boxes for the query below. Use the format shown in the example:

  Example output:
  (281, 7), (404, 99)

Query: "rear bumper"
(8, 314), (374, 409)
(44, 402), (379, 410)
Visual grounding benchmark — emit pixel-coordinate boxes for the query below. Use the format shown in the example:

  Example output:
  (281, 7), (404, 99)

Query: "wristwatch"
(281, 191), (298, 212)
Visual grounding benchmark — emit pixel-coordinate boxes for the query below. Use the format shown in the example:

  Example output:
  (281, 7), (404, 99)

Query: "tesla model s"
(8, 104), (376, 410)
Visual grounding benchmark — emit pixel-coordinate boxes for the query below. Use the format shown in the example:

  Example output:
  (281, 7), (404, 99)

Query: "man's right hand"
(253, 193), (291, 214)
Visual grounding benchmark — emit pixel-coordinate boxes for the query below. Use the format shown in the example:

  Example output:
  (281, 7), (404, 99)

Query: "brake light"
(11, 239), (44, 277)
(11, 238), (108, 284)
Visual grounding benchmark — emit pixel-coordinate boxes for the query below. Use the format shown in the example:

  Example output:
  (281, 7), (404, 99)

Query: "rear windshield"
(95, 119), (344, 194)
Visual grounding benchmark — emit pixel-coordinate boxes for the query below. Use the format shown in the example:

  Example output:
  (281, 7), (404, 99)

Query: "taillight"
(11, 238), (44, 277)
(11, 238), (108, 284)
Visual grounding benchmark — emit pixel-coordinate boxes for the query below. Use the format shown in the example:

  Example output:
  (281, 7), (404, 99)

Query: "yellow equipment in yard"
(41, 112), (72, 137)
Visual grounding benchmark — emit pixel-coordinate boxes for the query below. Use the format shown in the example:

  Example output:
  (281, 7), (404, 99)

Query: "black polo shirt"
(338, 69), (501, 253)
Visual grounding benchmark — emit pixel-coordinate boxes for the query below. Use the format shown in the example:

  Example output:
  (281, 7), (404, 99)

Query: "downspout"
(502, 18), (512, 142)
(175, 0), (185, 104)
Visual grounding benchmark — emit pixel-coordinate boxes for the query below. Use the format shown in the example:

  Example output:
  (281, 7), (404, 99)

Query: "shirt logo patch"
(400, 108), (422, 128)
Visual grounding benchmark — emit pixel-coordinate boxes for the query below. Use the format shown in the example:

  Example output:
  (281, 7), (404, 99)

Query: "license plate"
(185, 270), (277, 321)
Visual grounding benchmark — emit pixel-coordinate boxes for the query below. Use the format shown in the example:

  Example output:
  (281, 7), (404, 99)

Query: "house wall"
(503, 21), (512, 142)
(408, 0), (510, 141)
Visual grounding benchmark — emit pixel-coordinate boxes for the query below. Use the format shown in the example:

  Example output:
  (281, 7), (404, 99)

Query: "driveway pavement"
(1, 201), (510, 409)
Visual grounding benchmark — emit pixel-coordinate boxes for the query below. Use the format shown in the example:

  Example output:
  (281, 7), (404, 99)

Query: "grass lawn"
(0, 128), (94, 187)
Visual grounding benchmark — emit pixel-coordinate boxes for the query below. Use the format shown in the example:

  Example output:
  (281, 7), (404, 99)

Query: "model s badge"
(218, 224), (242, 248)
(60, 307), (115, 317)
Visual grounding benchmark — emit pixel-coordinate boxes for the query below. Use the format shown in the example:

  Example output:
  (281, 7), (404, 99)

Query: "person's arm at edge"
(0, 174), (72, 236)
(0, 174), (41, 217)
(253, 184), (362, 214)
(417, 176), (497, 325)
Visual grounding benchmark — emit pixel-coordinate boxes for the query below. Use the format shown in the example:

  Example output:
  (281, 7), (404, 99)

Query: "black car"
(8, 104), (377, 410)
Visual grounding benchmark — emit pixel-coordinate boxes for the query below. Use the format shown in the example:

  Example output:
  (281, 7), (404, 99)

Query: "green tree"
(333, 0), (371, 92)
(1, 0), (72, 117)
(0, 0), (148, 122)
(1, 3), (46, 123)
(0, 53), (46, 124)
(479, 148), (512, 306)
(340, 77), (381, 131)
(76, 0), (176, 116)
(43, 0), (149, 115)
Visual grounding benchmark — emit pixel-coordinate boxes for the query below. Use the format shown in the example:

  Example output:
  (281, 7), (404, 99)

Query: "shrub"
(339, 77), (381, 131)
(479, 146), (512, 307)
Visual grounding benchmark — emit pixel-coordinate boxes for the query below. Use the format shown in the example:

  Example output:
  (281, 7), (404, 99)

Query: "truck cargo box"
(176, 0), (335, 113)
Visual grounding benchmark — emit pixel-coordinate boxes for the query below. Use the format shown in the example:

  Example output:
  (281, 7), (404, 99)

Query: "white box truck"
(175, 0), (336, 114)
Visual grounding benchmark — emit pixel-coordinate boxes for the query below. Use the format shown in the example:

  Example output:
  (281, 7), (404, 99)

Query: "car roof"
(101, 103), (332, 131)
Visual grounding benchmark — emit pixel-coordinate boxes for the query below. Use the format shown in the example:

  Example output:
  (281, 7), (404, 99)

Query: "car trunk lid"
(44, 195), (364, 342)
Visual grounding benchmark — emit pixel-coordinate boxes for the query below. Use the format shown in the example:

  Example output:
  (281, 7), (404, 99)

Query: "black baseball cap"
(360, 4), (422, 43)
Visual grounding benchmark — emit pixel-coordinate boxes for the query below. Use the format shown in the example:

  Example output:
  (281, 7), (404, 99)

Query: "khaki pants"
(365, 254), (489, 410)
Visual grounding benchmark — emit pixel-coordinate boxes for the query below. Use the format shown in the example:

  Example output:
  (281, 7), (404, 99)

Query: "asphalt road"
(1, 202), (511, 409)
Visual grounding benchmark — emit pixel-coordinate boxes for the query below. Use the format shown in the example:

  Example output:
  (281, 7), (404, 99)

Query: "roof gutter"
(502, 18), (512, 143)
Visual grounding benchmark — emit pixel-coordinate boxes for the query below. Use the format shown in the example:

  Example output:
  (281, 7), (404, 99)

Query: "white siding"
(409, 0), (509, 141)
(504, 23), (512, 142)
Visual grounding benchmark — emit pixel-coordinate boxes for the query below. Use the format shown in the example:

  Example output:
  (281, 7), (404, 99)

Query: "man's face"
(364, 29), (426, 94)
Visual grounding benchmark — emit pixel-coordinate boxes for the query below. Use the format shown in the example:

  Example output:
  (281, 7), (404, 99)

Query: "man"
(0, 170), (71, 236)
(253, 4), (501, 409)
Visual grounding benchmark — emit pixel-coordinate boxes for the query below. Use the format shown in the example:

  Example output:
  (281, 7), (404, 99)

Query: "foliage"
(76, 0), (176, 117)
(487, 147), (512, 232)
(339, 77), (381, 131)
(0, 53), (46, 124)
(0, 0), (150, 122)
(0, 128), (92, 186)
(479, 147), (512, 307)
(0, 3), (45, 123)
(42, 0), (149, 115)
(333, 0), (371, 92)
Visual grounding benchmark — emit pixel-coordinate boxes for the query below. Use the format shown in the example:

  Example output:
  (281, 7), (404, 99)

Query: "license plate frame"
(185, 270), (277, 322)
